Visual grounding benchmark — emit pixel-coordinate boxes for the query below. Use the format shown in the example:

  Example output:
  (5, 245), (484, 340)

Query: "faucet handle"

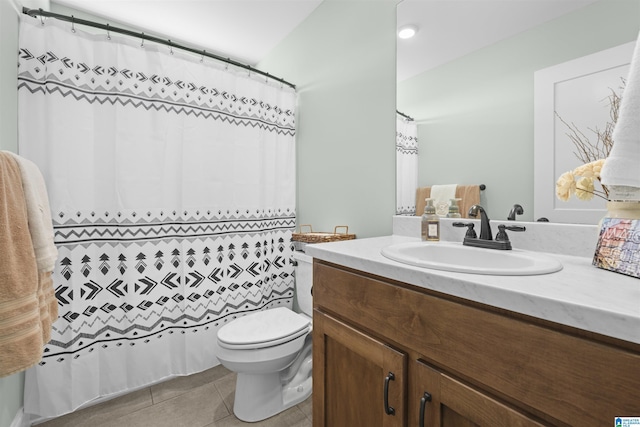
(453, 222), (477, 239)
(495, 224), (526, 242)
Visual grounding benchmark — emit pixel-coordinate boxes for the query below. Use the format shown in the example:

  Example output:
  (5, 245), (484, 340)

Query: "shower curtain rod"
(396, 110), (413, 121)
(22, 7), (296, 90)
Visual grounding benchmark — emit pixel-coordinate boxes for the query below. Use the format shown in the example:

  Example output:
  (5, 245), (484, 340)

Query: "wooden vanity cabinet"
(312, 260), (640, 427)
(313, 311), (406, 426)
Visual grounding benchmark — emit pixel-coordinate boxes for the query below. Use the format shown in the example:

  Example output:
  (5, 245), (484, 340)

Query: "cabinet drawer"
(314, 260), (640, 426)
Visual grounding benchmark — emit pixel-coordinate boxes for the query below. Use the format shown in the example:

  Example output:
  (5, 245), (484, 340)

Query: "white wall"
(398, 0), (640, 222)
(259, 0), (398, 238)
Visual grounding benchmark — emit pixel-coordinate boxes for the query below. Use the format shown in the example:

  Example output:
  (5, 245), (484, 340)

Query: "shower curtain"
(18, 18), (296, 418)
(396, 115), (418, 215)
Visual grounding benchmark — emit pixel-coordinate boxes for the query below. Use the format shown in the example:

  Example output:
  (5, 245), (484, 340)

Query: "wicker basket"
(292, 225), (356, 251)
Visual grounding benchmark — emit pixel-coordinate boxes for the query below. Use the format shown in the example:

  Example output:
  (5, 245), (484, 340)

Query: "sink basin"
(381, 241), (563, 276)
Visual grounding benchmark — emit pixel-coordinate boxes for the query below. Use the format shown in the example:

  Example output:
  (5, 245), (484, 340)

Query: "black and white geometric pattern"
(396, 116), (419, 216)
(43, 209), (296, 362)
(19, 18), (297, 418)
(17, 48), (295, 136)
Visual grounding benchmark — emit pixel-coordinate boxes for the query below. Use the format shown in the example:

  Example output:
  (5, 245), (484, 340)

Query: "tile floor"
(36, 365), (312, 427)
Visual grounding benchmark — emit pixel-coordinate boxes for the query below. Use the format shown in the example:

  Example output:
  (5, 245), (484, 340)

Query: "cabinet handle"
(418, 391), (432, 427)
(384, 372), (396, 416)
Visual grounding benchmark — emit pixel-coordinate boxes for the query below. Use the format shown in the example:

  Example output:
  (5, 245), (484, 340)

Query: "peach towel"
(5, 152), (59, 344)
(0, 152), (46, 377)
(6, 152), (58, 272)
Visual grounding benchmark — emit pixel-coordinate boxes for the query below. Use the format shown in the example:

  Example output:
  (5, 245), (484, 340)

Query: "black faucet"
(507, 204), (524, 221)
(468, 205), (492, 240)
(454, 205), (526, 250)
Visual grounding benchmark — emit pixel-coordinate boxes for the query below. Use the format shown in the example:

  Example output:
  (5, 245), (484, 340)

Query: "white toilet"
(216, 251), (313, 422)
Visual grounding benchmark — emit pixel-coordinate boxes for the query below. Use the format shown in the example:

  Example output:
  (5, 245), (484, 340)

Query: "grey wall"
(397, 0), (640, 222)
(1, 0), (19, 153)
(0, 1), (397, 425)
(54, 0), (398, 241)
(259, 0), (398, 238)
(0, 0), (23, 425)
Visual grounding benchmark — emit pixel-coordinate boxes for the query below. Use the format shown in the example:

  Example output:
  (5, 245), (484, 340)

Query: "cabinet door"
(412, 360), (547, 427)
(313, 309), (406, 427)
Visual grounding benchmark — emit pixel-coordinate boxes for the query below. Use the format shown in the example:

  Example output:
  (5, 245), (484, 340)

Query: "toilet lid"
(217, 307), (311, 349)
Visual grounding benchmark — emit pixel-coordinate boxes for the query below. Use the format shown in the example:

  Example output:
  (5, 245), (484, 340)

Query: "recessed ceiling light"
(398, 25), (418, 39)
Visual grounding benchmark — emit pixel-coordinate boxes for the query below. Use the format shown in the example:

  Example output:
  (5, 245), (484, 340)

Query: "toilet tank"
(292, 251), (313, 317)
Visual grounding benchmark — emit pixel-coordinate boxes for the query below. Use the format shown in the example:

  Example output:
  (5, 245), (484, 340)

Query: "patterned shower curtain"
(18, 18), (296, 418)
(396, 115), (418, 215)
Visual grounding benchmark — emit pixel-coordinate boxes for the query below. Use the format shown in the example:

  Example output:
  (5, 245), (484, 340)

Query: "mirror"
(396, 0), (640, 223)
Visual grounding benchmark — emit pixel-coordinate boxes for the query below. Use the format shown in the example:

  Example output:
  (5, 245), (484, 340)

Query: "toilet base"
(233, 368), (312, 422)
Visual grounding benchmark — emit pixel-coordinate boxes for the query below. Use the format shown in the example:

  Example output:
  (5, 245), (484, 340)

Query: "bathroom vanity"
(306, 233), (640, 427)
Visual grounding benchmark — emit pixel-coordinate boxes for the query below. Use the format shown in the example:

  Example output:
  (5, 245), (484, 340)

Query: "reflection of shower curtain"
(396, 115), (418, 215)
(18, 18), (296, 418)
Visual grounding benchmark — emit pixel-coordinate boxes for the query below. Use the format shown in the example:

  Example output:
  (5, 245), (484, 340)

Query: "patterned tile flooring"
(37, 365), (312, 427)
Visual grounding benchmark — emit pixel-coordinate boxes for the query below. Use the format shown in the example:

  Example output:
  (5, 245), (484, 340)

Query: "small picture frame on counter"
(593, 218), (640, 279)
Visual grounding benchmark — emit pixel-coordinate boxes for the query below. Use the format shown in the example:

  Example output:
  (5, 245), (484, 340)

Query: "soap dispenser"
(447, 198), (462, 218)
(421, 198), (440, 241)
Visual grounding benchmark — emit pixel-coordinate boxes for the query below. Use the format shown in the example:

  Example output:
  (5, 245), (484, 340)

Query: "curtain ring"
(140, 33), (145, 48)
(106, 23), (111, 40)
(39, 8), (44, 26)
(200, 50), (205, 63)
(71, 15), (76, 33)
(168, 40), (173, 55)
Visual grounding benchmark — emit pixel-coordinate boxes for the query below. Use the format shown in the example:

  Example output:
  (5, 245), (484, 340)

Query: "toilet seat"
(218, 307), (311, 350)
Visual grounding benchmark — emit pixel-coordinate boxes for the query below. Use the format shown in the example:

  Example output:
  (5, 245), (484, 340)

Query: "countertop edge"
(305, 235), (640, 345)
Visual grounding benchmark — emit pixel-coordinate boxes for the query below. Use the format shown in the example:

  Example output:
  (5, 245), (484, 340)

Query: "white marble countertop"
(305, 235), (640, 345)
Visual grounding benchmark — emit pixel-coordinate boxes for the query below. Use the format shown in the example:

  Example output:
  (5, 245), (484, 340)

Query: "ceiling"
(52, 0), (324, 66)
(396, 0), (600, 81)
(52, 0), (600, 82)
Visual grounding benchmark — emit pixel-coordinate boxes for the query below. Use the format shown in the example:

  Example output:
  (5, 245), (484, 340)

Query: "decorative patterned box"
(593, 218), (640, 279)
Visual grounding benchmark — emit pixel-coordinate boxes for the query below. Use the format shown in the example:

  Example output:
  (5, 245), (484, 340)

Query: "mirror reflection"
(396, 0), (640, 223)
